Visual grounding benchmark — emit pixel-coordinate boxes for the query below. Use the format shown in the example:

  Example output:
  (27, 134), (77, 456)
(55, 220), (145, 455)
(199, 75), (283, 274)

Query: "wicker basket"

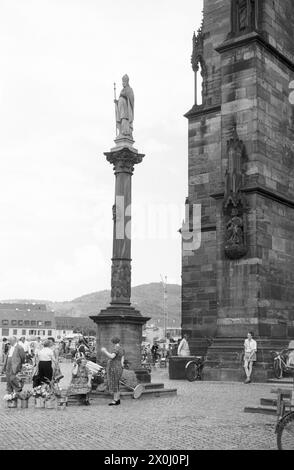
(20, 398), (29, 409)
(45, 397), (57, 409)
(7, 399), (18, 408)
(34, 397), (45, 408)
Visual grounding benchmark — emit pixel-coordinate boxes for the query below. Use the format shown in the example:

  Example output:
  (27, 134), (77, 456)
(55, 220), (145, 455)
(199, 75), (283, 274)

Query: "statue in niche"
(238, 0), (248, 31)
(226, 208), (244, 246)
(223, 124), (247, 259)
(224, 206), (247, 259)
(230, 0), (259, 36)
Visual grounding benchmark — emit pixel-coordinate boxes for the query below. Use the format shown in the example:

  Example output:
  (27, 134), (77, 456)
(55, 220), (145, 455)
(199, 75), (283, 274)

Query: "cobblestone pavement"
(0, 362), (279, 450)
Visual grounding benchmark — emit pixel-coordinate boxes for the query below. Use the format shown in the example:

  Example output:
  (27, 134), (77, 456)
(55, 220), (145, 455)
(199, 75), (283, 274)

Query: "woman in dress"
(68, 357), (92, 394)
(33, 339), (56, 386)
(101, 337), (124, 406)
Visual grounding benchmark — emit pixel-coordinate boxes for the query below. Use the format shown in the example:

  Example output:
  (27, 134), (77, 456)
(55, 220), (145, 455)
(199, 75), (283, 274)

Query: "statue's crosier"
(114, 74), (134, 139)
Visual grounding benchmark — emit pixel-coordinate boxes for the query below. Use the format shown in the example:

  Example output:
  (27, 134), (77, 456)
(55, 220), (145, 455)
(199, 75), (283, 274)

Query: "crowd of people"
(0, 335), (96, 398)
(3, 330), (293, 408)
(141, 333), (191, 367)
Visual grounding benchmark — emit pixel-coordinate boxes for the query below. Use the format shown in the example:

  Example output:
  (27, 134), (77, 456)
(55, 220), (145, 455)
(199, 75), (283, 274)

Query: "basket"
(34, 397), (45, 408)
(7, 399), (18, 408)
(20, 398), (29, 409)
(45, 397), (57, 409)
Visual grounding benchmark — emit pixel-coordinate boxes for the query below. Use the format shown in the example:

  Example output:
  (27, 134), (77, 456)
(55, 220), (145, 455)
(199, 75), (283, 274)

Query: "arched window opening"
(191, 20), (207, 107)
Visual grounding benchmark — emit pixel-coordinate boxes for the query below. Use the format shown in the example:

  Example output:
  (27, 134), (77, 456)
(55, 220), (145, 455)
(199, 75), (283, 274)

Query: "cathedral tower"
(182, 0), (294, 380)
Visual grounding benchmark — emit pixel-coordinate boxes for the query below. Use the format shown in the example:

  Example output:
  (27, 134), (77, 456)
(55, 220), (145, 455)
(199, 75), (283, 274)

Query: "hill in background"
(2, 283), (181, 328)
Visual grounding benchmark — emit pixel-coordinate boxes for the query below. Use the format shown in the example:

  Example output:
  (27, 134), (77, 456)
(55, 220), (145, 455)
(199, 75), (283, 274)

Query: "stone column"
(90, 144), (150, 382)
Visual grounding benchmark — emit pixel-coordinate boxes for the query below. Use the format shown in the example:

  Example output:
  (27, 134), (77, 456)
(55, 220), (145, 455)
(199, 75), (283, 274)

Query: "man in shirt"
(244, 331), (257, 383)
(5, 336), (26, 394)
(1, 338), (9, 373)
(177, 333), (191, 357)
(18, 336), (32, 362)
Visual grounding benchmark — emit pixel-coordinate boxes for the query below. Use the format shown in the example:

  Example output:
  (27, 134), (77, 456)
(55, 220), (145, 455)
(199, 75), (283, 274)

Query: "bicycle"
(184, 356), (205, 381)
(271, 349), (294, 379)
(276, 411), (294, 450)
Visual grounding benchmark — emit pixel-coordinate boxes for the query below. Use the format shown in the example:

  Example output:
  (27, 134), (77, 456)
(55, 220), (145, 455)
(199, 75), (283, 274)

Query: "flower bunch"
(22, 363), (34, 371)
(3, 392), (17, 401)
(31, 384), (51, 398)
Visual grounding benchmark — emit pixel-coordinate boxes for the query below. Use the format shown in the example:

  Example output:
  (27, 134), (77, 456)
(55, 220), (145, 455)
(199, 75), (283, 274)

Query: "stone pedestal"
(90, 144), (150, 382)
(91, 307), (150, 382)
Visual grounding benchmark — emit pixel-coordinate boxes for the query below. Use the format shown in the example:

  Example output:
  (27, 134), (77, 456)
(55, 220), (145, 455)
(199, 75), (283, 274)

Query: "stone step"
(244, 406), (277, 416)
(205, 360), (272, 368)
(117, 382), (165, 392)
(144, 382), (165, 390)
(90, 387), (177, 399)
(260, 398), (277, 407)
(267, 378), (294, 385)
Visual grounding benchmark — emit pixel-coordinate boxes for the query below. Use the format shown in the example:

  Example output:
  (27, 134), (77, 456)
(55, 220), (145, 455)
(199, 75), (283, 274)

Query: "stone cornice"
(210, 185), (294, 209)
(184, 104), (221, 120)
(90, 312), (150, 325)
(216, 31), (294, 72)
(201, 224), (216, 232)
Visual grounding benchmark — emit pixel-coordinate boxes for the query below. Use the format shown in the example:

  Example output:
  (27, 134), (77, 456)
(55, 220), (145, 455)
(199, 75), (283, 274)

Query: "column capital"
(104, 147), (144, 174)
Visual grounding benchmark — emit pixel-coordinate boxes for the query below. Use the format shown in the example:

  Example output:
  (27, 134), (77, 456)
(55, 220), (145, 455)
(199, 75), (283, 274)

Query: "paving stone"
(0, 363), (279, 450)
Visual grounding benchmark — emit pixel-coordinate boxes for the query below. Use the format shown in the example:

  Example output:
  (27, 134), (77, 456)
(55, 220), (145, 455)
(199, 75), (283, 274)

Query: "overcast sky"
(0, 0), (203, 301)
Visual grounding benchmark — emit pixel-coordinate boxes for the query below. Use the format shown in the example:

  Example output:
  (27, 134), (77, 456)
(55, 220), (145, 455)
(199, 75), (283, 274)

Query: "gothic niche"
(191, 20), (207, 106)
(223, 126), (247, 260)
(229, 0), (260, 38)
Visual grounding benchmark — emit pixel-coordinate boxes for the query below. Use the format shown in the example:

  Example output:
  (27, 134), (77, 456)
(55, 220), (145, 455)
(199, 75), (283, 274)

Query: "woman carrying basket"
(101, 337), (124, 406)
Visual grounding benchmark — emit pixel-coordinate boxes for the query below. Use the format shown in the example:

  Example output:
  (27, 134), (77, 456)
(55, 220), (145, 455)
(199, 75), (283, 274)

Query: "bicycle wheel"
(277, 412), (294, 450)
(273, 360), (283, 379)
(185, 361), (198, 382)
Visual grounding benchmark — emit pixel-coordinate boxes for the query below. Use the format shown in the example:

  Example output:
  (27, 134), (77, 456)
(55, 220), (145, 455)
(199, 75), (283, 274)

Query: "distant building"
(0, 303), (55, 339)
(55, 316), (96, 338)
(166, 327), (182, 341)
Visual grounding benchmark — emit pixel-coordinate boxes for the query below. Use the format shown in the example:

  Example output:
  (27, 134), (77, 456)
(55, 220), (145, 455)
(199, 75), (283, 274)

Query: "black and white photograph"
(0, 0), (294, 455)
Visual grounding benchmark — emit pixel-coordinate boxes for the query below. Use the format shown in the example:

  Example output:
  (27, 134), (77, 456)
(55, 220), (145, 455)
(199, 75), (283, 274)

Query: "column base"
(90, 306), (150, 373)
(111, 137), (138, 153)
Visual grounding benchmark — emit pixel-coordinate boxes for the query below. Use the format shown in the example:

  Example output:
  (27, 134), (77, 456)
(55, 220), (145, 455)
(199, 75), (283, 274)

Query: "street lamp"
(160, 274), (168, 339)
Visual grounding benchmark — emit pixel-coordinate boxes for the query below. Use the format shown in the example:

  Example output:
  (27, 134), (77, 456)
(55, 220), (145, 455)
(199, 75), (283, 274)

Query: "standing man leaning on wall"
(243, 332), (257, 383)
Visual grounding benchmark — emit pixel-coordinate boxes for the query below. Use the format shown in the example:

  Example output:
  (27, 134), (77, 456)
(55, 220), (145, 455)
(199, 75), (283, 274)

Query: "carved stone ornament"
(191, 19), (208, 104)
(191, 20), (204, 73)
(111, 260), (131, 302)
(105, 148), (144, 175)
(223, 126), (247, 259)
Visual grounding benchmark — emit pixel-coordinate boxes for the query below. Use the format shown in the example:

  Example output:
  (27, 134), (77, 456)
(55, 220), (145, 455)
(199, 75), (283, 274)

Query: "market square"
(1, 0), (294, 454)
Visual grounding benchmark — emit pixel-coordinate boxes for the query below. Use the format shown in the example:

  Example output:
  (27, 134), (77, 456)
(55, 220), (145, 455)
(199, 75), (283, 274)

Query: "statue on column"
(114, 74), (134, 139)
